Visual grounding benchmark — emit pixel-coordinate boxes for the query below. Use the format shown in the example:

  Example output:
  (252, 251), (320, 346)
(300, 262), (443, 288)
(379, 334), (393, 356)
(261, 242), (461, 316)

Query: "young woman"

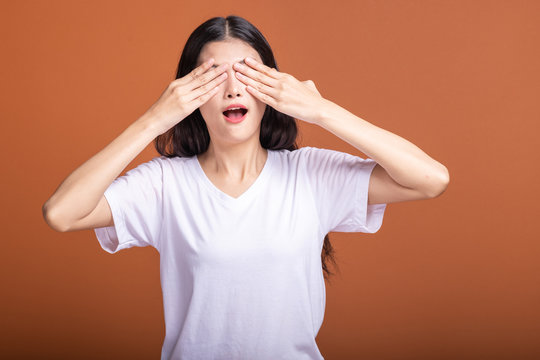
(43, 15), (449, 360)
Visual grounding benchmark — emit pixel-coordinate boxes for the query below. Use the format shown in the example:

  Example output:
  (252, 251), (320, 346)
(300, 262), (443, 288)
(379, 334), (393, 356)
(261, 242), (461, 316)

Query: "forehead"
(196, 39), (261, 66)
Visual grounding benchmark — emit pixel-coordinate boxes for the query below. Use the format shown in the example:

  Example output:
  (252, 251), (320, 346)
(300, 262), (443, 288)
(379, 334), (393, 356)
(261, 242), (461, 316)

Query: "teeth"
(227, 107), (244, 111)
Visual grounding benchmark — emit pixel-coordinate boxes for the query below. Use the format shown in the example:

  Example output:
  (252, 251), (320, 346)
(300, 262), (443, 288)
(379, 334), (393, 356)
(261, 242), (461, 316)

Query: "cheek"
(199, 98), (219, 117)
(255, 101), (266, 116)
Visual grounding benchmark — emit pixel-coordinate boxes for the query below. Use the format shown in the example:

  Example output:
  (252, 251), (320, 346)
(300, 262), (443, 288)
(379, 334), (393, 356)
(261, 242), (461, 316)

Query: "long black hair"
(154, 15), (340, 282)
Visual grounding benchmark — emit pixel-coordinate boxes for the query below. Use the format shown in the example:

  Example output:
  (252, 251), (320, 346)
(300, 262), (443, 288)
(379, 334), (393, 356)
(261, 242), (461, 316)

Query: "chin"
(212, 123), (262, 145)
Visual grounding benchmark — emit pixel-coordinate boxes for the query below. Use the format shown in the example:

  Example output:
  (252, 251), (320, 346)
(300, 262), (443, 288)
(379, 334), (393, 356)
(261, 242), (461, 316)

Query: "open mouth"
(222, 108), (248, 118)
(222, 108), (248, 122)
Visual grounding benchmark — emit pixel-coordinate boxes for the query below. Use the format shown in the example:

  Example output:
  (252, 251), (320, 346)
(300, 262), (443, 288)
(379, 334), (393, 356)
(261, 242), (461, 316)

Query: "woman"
(43, 15), (449, 360)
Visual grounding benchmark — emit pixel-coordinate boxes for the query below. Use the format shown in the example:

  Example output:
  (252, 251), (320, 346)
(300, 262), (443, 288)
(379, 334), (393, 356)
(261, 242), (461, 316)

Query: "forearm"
(43, 113), (161, 229)
(316, 99), (449, 196)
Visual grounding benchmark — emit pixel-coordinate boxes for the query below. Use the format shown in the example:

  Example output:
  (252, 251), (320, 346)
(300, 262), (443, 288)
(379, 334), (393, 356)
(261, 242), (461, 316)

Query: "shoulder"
(149, 154), (196, 167)
(272, 147), (377, 179)
(269, 147), (356, 177)
(270, 146), (332, 161)
(272, 146), (359, 164)
(124, 155), (195, 178)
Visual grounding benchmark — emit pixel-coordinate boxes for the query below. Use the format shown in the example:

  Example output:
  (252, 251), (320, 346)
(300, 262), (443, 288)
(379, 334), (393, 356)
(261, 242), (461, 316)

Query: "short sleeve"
(302, 147), (387, 233)
(93, 157), (164, 254)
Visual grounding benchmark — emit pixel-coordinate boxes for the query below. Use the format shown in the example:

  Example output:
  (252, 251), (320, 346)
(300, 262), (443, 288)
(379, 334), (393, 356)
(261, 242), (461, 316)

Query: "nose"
(223, 66), (244, 98)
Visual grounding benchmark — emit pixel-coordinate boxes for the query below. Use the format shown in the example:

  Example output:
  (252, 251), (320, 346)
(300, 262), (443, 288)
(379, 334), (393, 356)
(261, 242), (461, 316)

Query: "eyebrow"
(211, 59), (246, 68)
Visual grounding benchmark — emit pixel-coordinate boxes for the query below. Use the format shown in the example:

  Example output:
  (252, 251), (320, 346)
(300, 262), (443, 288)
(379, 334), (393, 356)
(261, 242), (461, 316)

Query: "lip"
(223, 103), (248, 111)
(222, 103), (248, 123)
(223, 112), (247, 124)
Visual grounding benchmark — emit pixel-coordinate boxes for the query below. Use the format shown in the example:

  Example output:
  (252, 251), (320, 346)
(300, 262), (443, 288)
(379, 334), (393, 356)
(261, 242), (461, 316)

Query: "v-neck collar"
(193, 150), (273, 207)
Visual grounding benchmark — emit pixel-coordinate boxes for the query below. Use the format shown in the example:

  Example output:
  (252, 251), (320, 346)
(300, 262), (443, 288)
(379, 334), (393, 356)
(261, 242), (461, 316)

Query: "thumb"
(303, 80), (321, 96)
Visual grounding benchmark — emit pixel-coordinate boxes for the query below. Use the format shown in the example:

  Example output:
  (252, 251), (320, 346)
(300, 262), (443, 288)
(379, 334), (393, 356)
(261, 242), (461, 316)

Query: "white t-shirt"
(94, 146), (387, 360)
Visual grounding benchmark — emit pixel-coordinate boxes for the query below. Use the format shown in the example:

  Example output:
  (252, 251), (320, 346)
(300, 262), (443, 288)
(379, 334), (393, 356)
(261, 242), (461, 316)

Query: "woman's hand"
(233, 57), (327, 124)
(145, 58), (229, 135)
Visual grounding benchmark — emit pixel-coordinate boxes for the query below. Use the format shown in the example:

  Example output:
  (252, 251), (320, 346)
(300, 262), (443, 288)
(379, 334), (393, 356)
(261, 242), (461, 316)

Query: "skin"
(195, 38), (269, 198)
(195, 37), (449, 203)
(42, 36), (449, 233)
(230, 44), (450, 204)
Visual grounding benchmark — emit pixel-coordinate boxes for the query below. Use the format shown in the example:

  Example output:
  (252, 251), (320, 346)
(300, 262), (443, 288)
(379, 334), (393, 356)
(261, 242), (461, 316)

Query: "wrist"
(134, 111), (167, 138)
(314, 98), (340, 128)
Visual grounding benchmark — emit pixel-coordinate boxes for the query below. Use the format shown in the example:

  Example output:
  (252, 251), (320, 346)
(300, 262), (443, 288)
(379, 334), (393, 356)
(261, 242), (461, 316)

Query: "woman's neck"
(197, 138), (268, 182)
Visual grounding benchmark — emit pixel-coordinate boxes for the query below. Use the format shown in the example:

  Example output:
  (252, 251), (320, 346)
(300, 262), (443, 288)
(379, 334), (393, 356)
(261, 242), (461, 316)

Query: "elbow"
(425, 166), (450, 199)
(42, 201), (70, 232)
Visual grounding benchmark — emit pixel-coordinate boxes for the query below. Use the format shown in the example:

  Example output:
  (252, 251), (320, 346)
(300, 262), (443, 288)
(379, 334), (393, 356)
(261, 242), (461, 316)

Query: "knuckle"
(172, 86), (182, 96)
(173, 90), (185, 103)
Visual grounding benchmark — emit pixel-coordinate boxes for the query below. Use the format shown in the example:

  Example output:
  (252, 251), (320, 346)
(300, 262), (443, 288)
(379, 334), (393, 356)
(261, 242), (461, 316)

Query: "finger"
(172, 58), (214, 86)
(234, 60), (279, 87)
(178, 58), (226, 88)
(195, 85), (221, 106)
(235, 71), (279, 98)
(186, 71), (228, 102)
(246, 84), (278, 108)
(244, 57), (282, 80)
(187, 63), (228, 91)
(189, 58), (217, 82)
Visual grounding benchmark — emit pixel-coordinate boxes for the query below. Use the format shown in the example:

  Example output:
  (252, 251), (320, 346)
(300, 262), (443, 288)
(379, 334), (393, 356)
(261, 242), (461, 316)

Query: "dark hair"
(154, 15), (340, 283)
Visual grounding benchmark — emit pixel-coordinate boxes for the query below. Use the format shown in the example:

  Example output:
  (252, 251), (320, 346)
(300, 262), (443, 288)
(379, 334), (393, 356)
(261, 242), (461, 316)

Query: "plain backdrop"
(1, 0), (539, 359)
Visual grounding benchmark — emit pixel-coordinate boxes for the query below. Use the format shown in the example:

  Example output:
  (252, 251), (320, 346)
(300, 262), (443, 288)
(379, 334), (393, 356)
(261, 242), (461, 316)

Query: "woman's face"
(196, 38), (267, 147)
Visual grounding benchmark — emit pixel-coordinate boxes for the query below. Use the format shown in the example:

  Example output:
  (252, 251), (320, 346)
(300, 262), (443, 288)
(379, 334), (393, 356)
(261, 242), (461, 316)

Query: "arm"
(42, 57), (229, 232)
(42, 114), (161, 232)
(315, 99), (450, 204)
(230, 56), (449, 204)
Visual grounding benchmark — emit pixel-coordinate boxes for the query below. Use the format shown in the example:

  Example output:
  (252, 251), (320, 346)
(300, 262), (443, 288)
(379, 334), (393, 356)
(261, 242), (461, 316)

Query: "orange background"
(2, 1), (539, 359)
